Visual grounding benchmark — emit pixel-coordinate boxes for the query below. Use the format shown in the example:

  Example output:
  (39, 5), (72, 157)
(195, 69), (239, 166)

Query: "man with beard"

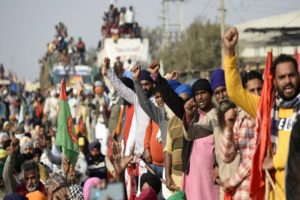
(16, 160), (46, 196)
(3, 139), (36, 194)
(149, 62), (239, 199)
(14, 140), (35, 174)
(102, 57), (153, 157)
(3, 140), (46, 196)
(224, 26), (300, 200)
(86, 140), (107, 180)
(210, 68), (240, 199)
(181, 79), (219, 200)
(211, 69), (228, 105)
(220, 71), (263, 199)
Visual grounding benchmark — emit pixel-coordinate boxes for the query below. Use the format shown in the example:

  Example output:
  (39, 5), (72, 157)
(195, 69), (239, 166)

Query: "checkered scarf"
(271, 92), (300, 152)
(45, 173), (67, 194)
(68, 184), (84, 200)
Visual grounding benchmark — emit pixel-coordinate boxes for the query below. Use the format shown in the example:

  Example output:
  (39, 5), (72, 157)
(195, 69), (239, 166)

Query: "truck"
(51, 65), (94, 93)
(97, 37), (150, 68)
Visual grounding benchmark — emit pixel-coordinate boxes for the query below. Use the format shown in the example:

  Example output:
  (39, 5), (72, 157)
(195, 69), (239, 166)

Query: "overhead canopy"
(236, 10), (300, 46)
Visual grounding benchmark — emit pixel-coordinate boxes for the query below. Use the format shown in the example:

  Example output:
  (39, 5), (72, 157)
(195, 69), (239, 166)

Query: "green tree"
(145, 19), (222, 75)
(142, 27), (163, 60)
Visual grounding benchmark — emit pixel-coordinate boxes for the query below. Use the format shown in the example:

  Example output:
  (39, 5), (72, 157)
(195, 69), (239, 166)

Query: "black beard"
(144, 90), (152, 99)
(21, 153), (34, 161)
(91, 155), (100, 162)
(278, 84), (300, 101)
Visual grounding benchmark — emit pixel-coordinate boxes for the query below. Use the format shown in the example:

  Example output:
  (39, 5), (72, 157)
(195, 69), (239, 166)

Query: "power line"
(227, 0), (245, 23)
(198, 0), (213, 19)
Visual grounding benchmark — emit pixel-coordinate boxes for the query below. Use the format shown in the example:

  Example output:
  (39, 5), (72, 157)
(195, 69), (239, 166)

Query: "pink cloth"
(182, 134), (219, 200)
(83, 177), (102, 200)
(136, 187), (157, 200)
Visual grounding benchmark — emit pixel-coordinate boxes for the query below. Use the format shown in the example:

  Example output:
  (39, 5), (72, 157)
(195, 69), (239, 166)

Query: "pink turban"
(83, 177), (102, 200)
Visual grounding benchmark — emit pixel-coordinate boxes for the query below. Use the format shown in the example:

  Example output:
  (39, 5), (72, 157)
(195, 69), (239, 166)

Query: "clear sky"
(1, 0), (300, 81)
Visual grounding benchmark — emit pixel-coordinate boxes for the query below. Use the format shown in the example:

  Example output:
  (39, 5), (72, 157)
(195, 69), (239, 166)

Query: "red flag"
(294, 48), (300, 75)
(249, 50), (274, 199)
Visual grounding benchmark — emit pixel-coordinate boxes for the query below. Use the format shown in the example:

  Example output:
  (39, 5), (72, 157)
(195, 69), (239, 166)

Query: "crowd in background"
(0, 25), (300, 200)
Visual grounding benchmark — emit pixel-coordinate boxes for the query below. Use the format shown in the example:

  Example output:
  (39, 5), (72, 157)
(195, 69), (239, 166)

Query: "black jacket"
(286, 115), (300, 200)
(154, 74), (193, 173)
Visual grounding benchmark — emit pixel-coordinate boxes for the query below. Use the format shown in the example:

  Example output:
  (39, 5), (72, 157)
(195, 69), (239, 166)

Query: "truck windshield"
(53, 74), (69, 84)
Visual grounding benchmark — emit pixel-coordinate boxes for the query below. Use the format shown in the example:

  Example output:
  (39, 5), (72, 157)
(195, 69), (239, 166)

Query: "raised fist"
(184, 98), (197, 118)
(224, 27), (239, 57)
(132, 64), (141, 81)
(147, 60), (160, 75)
(224, 108), (237, 130)
(104, 57), (110, 68)
(102, 57), (110, 76)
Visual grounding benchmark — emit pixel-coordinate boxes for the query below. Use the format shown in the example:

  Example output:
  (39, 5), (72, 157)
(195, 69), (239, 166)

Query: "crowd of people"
(41, 22), (87, 68)
(101, 4), (142, 42)
(0, 26), (299, 200)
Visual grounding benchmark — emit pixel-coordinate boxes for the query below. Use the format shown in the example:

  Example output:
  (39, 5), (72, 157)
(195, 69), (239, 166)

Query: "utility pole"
(161, 0), (184, 46)
(220, 0), (225, 67)
(162, 0), (169, 47)
(180, 0), (184, 34)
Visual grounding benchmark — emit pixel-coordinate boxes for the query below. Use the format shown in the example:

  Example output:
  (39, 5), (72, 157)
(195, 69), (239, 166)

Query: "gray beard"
(26, 183), (38, 192)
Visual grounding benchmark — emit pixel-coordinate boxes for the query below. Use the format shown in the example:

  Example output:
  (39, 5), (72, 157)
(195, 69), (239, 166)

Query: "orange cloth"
(115, 105), (125, 135)
(123, 105), (134, 148)
(144, 120), (164, 166)
(26, 191), (47, 200)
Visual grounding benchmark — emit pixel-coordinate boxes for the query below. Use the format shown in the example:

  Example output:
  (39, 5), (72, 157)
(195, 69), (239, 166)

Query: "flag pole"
(265, 170), (281, 200)
(265, 149), (270, 200)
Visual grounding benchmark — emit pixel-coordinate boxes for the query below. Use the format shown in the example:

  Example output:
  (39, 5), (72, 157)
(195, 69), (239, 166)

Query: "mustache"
(26, 184), (38, 192)
(283, 84), (294, 90)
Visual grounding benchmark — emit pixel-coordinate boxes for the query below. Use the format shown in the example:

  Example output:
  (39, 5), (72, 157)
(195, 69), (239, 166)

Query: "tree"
(145, 19), (222, 75)
(142, 27), (163, 60)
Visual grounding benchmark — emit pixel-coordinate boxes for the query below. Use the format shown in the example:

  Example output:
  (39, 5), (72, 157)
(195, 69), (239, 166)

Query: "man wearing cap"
(211, 69), (228, 105)
(86, 140), (107, 179)
(148, 62), (238, 199)
(102, 58), (153, 157)
(93, 80), (110, 154)
(132, 65), (174, 178)
(75, 137), (88, 182)
(210, 69), (240, 199)
(103, 58), (155, 198)
(182, 78), (219, 200)
(3, 141), (46, 196)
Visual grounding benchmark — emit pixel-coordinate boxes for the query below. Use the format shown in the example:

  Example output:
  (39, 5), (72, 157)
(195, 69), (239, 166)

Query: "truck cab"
(51, 65), (94, 92)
